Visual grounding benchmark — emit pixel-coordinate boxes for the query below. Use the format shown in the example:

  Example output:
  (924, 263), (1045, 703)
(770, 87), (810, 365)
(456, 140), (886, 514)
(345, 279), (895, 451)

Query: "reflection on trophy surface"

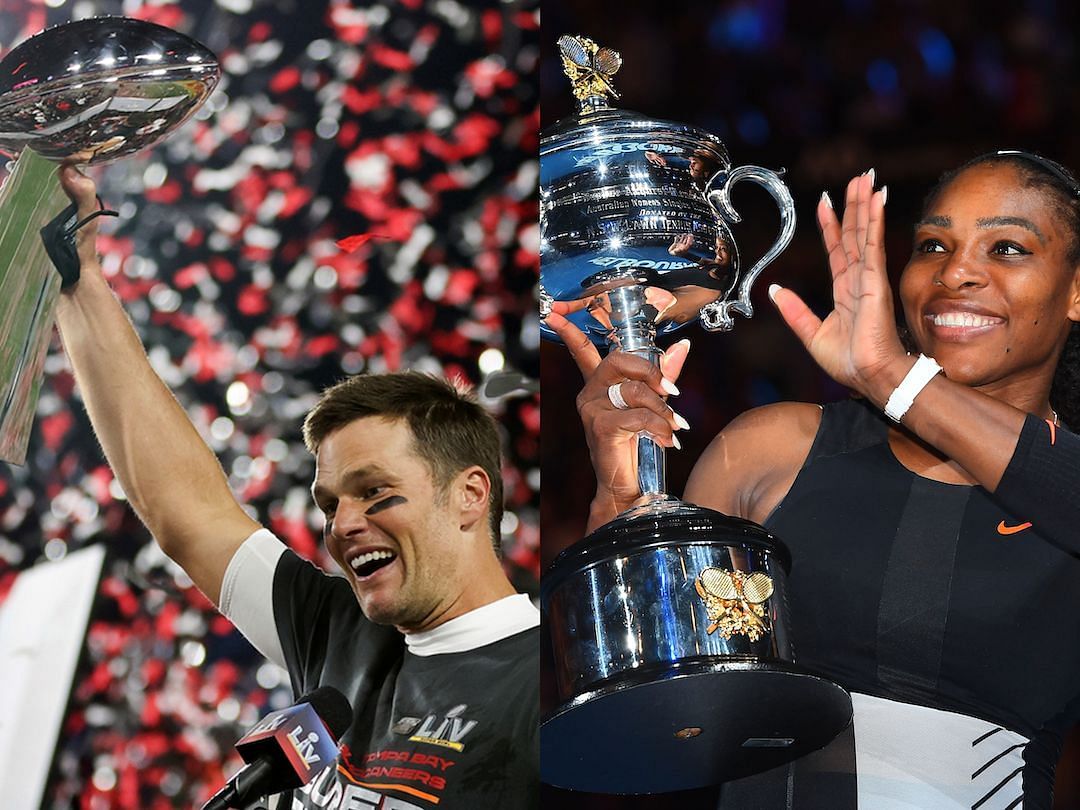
(0, 17), (219, 464)
(540, 34), (851, 794)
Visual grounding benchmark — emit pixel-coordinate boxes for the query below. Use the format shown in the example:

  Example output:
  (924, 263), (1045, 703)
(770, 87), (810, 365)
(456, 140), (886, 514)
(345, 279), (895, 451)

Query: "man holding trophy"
(55, 158), (538, 810)
(544, 33), (1080, 810)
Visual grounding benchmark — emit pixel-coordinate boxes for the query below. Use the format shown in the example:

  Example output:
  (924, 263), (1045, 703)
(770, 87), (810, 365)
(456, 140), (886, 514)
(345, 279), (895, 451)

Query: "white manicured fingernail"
(820, 190), (833, 209)
(880, 185), (888, 205)
(867, 168), (876, 186)
(670, 408), (690, 430)
(768, 283), (782, 302)
(661, 377), (680, 396)
(672, 433), (682, 450)
(665, 338), (691, 358)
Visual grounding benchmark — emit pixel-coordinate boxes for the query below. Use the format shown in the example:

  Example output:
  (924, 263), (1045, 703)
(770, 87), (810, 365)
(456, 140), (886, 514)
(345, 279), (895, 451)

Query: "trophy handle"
(701, 166), (796, 331)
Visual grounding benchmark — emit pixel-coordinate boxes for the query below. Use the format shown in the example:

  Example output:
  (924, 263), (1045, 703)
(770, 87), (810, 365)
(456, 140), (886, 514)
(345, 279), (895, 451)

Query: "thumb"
(659, 338), (690, 382)
(57, 162), (99, 219)
(545, 309), (602, 377)
(769, 284), (821, 351)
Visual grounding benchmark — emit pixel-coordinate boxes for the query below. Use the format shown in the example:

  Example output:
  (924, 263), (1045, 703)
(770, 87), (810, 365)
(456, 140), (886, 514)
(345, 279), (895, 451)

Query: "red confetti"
(128, 4), (186, 29)
(205, 257), (233, 282)
(335, 233), (387, 252)
(40, 411), (72, 450)
(248, 21), (272, 42)
(280, 186), (313, 217)
(173, 263), (208, 290)
(211, 615), (235, 636)
(269, 65), (302, 94)
(305, 334), (341, 356)
(237, 284), (269, 316)
(370, 43), (414, 72)
(144, 179), (183, 204)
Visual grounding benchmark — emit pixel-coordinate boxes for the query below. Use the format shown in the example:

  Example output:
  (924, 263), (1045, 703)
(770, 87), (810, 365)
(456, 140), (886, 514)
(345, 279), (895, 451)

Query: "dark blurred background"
(0, 0), (537, 807)
(540, 0), (1080, 807)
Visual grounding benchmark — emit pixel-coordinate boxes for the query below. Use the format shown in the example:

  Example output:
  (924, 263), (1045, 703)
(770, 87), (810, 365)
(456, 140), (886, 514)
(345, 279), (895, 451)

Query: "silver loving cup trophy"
(0, 17), (219, 464)
(540, 35), (851, 794)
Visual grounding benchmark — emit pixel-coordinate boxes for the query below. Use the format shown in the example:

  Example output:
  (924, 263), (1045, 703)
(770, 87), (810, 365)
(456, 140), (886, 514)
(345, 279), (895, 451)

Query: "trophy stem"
(0, 149), (67, 465)
(604, 283), (667, 499)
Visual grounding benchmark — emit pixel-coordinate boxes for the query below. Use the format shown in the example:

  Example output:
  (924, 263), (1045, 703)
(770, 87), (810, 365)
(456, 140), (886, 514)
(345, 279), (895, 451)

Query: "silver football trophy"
(540, 35), (852, 794)
(0, 17), (219, 464)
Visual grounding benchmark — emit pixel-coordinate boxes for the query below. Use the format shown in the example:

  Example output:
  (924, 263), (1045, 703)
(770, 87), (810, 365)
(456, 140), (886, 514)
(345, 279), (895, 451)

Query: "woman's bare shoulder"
(684, 401), (823, 523)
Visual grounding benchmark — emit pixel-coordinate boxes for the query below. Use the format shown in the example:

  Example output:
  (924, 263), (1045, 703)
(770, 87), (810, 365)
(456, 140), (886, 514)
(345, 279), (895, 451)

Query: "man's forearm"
(54, 266), (248, 553)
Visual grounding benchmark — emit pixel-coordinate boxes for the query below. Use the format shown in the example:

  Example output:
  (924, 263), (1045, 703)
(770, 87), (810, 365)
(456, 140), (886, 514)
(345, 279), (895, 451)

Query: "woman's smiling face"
(899, 162), (1080, 395)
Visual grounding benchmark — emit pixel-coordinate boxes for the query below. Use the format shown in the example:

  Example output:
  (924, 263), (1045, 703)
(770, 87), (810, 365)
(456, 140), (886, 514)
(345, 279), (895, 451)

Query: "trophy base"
(540, 658), (852, 795)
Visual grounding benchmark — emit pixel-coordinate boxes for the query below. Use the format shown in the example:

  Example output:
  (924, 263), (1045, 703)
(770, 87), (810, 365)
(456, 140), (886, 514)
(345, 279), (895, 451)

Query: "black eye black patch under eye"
(366, 495), (407, 515)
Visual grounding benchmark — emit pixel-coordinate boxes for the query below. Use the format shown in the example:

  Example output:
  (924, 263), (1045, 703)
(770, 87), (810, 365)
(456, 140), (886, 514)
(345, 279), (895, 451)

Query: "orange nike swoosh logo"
(1045, 419), (1057, 445)
(997, 521), (1033, 535)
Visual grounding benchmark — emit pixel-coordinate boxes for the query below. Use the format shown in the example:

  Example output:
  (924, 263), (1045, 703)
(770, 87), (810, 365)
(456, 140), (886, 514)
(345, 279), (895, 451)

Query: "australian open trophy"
(540, 35), (852, 794)
(0, 17), (219, 464)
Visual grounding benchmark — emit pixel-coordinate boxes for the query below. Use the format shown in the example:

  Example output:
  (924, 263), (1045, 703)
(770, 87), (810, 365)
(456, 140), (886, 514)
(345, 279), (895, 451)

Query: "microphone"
(201, 686), (352, 810)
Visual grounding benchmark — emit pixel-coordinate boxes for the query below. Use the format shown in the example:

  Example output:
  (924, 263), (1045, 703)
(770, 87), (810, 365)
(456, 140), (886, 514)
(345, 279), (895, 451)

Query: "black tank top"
(718, 398), (1080, 809)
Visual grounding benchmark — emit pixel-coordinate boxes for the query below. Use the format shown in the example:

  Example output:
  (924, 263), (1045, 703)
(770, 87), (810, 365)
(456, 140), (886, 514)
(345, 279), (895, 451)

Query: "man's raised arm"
(53, 163), (260, 605)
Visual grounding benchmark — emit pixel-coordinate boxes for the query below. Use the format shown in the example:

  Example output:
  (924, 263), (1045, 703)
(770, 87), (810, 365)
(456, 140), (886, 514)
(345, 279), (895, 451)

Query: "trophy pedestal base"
(540, 659), (852, 795)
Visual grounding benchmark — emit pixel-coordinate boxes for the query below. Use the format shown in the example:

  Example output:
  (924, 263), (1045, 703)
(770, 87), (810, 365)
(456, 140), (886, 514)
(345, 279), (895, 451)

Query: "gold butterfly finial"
(695, 567), (775, 641)
(557, 34), (623, 106)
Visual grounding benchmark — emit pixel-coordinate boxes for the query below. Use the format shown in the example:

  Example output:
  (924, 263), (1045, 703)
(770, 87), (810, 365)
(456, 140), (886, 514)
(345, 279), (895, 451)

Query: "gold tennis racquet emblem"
(557, 34), (623, 103)
(695, 568), (774, 641)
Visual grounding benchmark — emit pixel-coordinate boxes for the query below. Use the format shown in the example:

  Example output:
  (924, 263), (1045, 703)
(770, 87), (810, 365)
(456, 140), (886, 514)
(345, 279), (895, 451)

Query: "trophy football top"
(0, 17), (220, 165)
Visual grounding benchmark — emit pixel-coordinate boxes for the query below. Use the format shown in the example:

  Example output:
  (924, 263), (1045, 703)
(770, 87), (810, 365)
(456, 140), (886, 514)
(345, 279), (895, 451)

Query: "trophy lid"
(541, 34), (729, 167)
(541, 106), (730, 171)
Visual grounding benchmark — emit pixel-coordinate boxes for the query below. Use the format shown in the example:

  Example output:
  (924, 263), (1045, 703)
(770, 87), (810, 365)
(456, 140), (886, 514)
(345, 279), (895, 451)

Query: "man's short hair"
(302, 372), (504, 549)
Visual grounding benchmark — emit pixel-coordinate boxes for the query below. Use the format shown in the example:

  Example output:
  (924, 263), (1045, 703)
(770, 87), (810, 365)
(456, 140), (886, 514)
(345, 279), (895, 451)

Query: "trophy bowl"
(539, 36), (794, 341)
(539, 106), (745, 340)
(540, 35), (851, 794)
(0, 17), (220, 164)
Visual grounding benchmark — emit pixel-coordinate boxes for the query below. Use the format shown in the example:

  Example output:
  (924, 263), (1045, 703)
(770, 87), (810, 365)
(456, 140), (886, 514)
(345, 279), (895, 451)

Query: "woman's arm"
(685, 401), (821, 524)
(772, 172), (1080, 547)
(772, 174), (1034, 490)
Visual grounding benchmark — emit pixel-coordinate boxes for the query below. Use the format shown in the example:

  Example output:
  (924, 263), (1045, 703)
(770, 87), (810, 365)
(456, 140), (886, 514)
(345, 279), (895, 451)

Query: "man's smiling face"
(312, 415), (466, 632)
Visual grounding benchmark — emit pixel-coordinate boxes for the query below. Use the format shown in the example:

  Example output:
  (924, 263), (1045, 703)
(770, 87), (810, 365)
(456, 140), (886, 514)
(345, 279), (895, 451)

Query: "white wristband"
(883, 354), (942, 423)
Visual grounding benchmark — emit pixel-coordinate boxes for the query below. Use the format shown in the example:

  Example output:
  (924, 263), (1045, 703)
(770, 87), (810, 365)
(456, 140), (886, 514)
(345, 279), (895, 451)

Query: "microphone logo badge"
(246, 711), (290, 736)
(287, 726), (325, 770)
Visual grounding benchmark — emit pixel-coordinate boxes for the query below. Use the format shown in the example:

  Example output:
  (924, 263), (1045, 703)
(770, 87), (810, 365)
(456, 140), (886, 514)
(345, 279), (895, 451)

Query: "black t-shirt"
(769, 400), (1080, 740)
(272, 550), (539, 810)
(718, 399), (1080, 809)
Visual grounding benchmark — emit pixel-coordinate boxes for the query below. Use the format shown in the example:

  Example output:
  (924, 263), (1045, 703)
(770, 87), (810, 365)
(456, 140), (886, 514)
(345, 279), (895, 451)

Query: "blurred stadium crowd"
(0, 0), (538, 806)
(541, 0), (1080, 807)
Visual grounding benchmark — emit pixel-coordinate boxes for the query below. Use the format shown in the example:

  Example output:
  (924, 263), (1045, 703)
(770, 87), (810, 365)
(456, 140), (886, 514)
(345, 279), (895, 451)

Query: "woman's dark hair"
(919, 151), (1080, 428)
